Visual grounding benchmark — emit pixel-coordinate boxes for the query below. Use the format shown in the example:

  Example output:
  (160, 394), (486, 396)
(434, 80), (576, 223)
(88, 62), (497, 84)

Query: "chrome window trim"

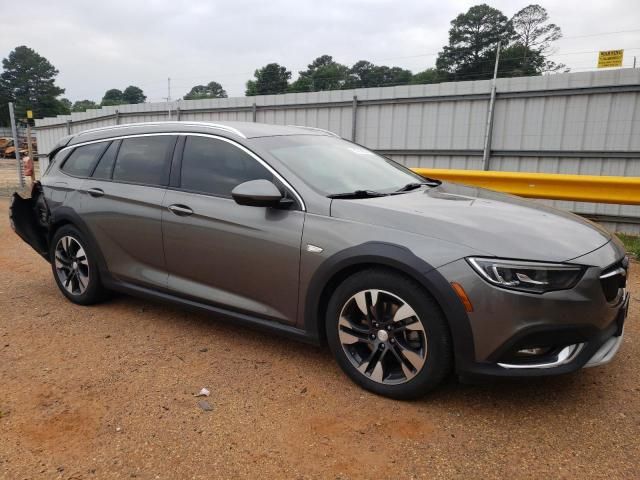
(76, 122), (247, 139)
(56, 132), (306, 211)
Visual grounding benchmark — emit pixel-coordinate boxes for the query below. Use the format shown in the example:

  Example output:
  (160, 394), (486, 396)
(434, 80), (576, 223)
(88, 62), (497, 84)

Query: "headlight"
(467, 257), (585, 294)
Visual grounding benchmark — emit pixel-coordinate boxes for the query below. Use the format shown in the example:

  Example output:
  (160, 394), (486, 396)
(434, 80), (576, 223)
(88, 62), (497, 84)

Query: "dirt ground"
(0, 197), (638, 480)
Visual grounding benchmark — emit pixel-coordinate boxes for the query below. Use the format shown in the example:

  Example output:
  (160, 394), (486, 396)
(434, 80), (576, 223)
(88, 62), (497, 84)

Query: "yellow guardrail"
(411, 168), (640, 205)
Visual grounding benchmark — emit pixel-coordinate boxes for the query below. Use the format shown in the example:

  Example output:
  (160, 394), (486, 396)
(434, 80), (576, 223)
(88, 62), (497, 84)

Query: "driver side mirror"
(231, 179), (290, 208)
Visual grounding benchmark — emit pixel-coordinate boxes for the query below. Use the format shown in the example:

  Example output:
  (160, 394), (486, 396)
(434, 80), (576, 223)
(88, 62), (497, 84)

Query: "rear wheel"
(50, 225), (107, 305)
(326, 269), (452, 399)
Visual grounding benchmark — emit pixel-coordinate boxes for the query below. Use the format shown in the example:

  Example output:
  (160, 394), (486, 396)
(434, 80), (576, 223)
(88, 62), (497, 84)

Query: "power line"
(557, 28), (640, 40)
(122, 27), (640, 97)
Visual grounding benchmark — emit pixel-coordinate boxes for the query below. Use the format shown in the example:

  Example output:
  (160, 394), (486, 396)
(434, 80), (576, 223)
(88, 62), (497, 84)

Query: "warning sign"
(598, 50), (624, 68)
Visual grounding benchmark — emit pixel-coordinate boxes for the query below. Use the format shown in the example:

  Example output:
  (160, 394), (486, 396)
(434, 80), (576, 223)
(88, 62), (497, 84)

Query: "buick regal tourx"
(10, 121), (629, 399)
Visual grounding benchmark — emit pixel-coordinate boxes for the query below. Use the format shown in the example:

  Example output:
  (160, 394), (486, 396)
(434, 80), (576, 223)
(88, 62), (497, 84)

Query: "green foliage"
(72, 99), (99, 112)
(436, 4), (514, 80)
(246, 63), (291, 96)
(410, 68), (446, 85)
(617, 234), (640, 258)
(290, 55), (349, 92)
(101, 86), (146, 106)
(0, 45), (66, 123)
(122, 85), (146, 104)
(435, 4), (563, 81)
(184, 81), (227, 100)
(101, 88), (124, 106)
(59, 98), (72, 114)
(497, 44), (545, 77)
(346, 61), (412, 88)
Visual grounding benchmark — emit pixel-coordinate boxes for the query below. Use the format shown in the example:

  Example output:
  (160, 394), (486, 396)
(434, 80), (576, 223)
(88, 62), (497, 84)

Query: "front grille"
(600, 257), (628, 302)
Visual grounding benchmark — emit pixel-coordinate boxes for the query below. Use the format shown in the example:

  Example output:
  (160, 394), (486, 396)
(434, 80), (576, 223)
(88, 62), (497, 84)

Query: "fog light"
(516, 347), (551, 357)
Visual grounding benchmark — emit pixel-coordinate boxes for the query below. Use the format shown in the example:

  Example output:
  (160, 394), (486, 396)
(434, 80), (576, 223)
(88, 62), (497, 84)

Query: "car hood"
(329, 182), (611, 262)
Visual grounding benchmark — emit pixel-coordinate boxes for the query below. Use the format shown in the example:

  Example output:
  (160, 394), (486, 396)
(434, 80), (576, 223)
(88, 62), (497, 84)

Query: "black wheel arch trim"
(302, 241), (476, 371)
(49, 207), (112, 281)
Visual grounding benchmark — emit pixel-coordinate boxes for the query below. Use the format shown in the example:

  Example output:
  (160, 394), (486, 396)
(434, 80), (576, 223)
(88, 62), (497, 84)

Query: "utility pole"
(8, 102), (25, 188)
(482, 40), (501, 170)
(166, 77), (172, 120)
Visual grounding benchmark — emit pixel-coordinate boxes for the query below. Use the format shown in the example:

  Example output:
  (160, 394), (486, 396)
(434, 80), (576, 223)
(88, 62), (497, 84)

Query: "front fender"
(301, 241), (475, 371)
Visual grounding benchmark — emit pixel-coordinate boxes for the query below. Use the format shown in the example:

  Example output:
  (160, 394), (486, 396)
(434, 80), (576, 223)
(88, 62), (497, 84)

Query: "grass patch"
(617, 233), (640, 258)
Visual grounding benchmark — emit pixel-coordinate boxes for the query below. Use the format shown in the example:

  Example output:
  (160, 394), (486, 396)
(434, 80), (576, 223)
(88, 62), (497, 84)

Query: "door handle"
(86, 187), (104, 197)
(168, 204), (193, 216)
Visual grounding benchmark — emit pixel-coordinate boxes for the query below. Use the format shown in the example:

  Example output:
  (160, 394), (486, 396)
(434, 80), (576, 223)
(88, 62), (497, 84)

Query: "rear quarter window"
(61, 143), (108, 177)
(91, 141), (119, 180)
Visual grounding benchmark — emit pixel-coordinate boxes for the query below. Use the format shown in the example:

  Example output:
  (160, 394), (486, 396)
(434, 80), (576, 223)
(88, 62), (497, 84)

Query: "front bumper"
(437, 241), (628, 379)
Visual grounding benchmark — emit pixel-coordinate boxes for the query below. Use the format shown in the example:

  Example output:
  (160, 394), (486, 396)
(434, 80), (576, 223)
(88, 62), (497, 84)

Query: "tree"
(409, 68), (446, 85)
(122, 85), (146, 104)
(490, 44), (544, 77)
(101, 89), (124, 106)
(72, 99), (99, 112)
(59, 98), (72, 113)
(0, 85), (10, 126)
(0, 45), (66, 123)
(289, 55), (349, 92)
(436, 4), (514, 80)
(511, 4), (564, 73)
(184, 81), (227, 100)
(346, 61), (412, 88)
(245, 63), (291, 96)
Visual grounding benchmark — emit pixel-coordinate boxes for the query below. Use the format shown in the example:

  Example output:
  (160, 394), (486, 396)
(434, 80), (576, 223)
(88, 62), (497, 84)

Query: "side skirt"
(103, 278), (321, 346)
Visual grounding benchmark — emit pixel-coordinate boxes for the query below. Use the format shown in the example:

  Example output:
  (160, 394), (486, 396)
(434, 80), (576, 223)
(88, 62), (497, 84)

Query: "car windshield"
(255, 135), (427, 196)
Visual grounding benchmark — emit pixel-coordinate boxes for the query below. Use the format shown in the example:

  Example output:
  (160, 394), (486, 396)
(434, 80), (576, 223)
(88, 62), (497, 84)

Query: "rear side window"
(180, 136), (272, 197)
(61, 143), (106, 177)
(113, 136), (176, 186)
(91, 141), (119, 180)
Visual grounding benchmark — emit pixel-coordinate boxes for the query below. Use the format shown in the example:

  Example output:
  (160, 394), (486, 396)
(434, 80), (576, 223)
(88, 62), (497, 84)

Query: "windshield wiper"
(327, 190), (389, 199)
(394, 179), (441, 192)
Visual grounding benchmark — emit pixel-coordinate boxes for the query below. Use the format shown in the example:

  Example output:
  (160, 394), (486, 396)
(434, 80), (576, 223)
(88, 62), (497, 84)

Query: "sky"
(2, 0), (639, 103)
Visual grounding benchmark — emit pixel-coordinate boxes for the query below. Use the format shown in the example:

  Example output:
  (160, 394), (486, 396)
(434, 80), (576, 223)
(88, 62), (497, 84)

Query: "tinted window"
(61, 143), (106, 177)
(180, 136), (272, 197)
(91, 141), (119, 179)
(113, 136), (175, 186)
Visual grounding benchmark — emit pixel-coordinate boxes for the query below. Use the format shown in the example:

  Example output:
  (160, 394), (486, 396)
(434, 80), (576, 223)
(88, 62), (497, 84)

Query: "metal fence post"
(482, 41), (502, 170)
(176, 106), (181, 121)
(351, 96), (358, 142)
(8, 102), (24, 188)
(252, 103), (257, 122)
(115, 109), (120, 125)
(65, 120), (71, 135)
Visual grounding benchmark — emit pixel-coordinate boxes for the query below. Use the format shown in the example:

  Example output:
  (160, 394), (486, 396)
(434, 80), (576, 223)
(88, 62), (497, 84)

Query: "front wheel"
(50, 225), (107, 305)
(326, 269), (453, 399)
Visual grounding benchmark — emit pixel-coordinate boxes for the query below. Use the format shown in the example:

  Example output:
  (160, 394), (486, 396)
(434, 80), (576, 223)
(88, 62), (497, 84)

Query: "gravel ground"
(0, 197), (638, 479)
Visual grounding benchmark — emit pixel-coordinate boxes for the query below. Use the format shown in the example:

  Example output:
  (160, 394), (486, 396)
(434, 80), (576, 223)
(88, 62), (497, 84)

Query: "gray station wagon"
(10, 121), (629, 399)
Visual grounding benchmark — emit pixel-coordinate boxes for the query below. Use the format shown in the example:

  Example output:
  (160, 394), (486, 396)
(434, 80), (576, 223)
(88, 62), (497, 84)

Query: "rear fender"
(9, 181), (51, 259)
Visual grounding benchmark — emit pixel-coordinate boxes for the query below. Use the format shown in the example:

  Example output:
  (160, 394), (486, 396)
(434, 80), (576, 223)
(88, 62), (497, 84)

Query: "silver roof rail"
(286, 125), (340, 137)
(75, 121), (247, 139)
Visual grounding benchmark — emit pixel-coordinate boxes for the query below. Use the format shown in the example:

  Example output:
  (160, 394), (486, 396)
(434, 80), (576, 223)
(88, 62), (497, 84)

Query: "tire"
(49, 225), (107, 305)
(326, 268), (453, 400)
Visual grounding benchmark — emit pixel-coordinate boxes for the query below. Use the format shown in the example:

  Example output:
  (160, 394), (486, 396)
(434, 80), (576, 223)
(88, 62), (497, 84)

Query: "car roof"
(67, 120), (337, 146)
